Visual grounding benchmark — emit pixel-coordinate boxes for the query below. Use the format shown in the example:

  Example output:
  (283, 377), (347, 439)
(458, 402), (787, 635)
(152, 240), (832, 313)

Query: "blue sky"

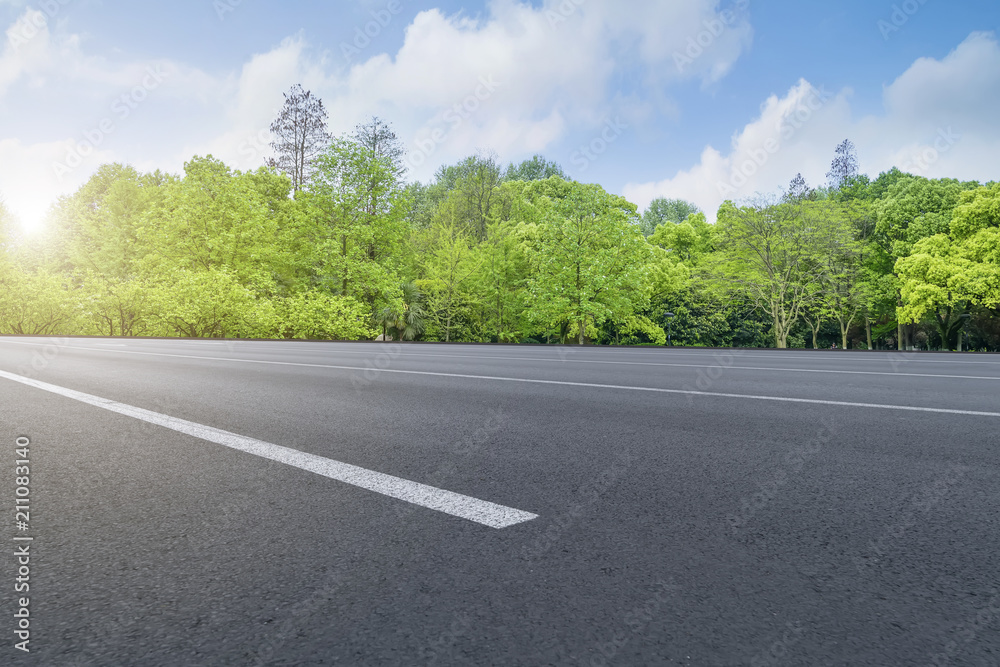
(2, 0), (999, 229)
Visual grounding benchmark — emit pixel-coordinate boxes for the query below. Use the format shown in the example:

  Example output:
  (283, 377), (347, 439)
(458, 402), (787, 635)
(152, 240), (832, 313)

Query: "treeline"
(1, 105), (997, 350)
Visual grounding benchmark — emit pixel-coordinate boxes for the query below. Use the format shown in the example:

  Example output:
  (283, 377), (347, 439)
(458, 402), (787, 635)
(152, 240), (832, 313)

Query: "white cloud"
(315, 0), (753, 179)
(624, 32), (1000, 220)
(0, 0), (753, 226)
(0, 9), (54, 95)
(0, 8), (218, 228)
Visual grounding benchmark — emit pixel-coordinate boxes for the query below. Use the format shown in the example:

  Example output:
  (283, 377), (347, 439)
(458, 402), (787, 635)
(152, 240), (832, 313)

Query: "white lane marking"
(221, 349), (1000, 381)
(0, 370), (537, 529)
(3, 339), (995, 382)
(4, 344), (998, 419)
(95, 343), (126, 347)
(4, 338), (997, 366)
(202, 342), (1000, 367)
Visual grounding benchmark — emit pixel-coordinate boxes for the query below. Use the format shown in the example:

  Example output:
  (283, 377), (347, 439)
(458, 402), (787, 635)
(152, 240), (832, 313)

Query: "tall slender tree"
(827, 139), (859, 190)
(785, 173), (811, 202)
(354, 116), (406, 185)
(438, 152), (505, 242)
(267, 84), (331, 192)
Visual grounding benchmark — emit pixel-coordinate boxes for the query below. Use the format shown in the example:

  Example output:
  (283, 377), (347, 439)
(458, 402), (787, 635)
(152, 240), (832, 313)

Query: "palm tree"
(395, 282), (426, 341)
(376, 304), (399, 341)
(377, 283), (426, 341)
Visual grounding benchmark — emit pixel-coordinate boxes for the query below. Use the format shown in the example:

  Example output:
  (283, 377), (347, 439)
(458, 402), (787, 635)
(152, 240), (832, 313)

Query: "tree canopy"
(2, 121), (997, 351)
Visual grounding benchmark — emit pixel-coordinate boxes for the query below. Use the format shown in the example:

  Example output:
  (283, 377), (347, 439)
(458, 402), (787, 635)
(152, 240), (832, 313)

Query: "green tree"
(640, 198), (701, 237)
(375, 282), (426, 341)
(520, 178), (654, 344)
(80, 273), (153, 336)
(647, 211), (715, 262)
(277, 291), (375, 340)
(437, 152), (505, 242)
(141, 157), (290, 286)
(470, 219), (529, 342)
(307, 137), (410, 323)
(715, 198), (851, 348)
(416, 221), (481, 343)
(0, 267), (81, 335)
(785, 173), (812, 202)
(504, 155), (566, 182)
(145, 268), (275, 338)
(874, 176), (980, 348)
(897, 183), (1000, 348)
(47, 164), (164, 279)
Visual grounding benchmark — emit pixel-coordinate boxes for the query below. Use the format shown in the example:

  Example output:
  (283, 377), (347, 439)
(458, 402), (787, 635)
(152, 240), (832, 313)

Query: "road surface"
(1, 337), (998, 666)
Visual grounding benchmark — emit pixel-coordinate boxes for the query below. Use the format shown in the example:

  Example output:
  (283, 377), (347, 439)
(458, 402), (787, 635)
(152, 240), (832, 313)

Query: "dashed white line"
(0, 370), (538, 529)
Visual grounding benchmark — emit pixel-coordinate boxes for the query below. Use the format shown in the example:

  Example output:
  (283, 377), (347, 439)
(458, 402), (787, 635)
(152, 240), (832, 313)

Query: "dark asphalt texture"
(1, 337), (999, 666)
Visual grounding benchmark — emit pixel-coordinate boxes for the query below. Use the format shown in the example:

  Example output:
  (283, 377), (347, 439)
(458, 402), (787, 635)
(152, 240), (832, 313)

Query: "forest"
(1, 86), (998, 351)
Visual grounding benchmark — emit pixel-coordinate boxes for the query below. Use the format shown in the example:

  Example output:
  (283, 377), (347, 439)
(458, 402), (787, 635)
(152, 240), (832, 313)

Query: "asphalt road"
(1, 337), (999, 666)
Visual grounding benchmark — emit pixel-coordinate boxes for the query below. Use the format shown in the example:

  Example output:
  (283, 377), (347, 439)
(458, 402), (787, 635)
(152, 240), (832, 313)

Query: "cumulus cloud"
(308, 0), (753, 178)
(624, 31), (1000, 220)
(1, 0), (753, 228)
(0, 8), (55, 95)
(0, 8), (217, 229)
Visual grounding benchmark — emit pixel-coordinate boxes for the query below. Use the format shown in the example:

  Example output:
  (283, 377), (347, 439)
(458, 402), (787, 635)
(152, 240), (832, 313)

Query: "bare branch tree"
(267, 84), (331, 192)
(785, 173), (811, 202)
(354, 116), (406, 185)
(826, 139), (859, 190)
